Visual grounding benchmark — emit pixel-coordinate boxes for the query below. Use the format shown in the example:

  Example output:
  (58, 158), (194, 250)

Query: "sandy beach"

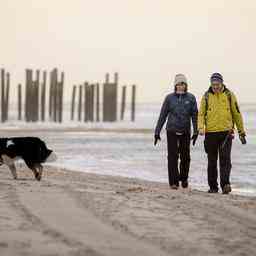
(0, 164), (256, 256)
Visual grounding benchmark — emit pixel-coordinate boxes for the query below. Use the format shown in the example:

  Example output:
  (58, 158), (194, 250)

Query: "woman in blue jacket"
(154, 74), (198, 189)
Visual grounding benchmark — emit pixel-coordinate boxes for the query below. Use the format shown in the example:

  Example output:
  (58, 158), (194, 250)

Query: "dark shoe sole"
(208, 189), (219, 193)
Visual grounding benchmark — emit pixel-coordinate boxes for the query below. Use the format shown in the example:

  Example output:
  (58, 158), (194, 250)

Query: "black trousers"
(167, 131), (191, 186)
(204, 131), (232, 190)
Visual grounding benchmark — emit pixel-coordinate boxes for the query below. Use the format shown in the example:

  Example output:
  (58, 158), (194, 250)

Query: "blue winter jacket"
(155, 92), (198, 135)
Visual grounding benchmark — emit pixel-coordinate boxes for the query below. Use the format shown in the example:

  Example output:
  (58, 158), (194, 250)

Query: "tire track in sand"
(12, 180), (169, 256)
(0, 181), (102, 256)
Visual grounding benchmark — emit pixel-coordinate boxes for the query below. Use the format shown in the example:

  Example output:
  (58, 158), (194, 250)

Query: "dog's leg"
(25, 160), (40, 181)
(1, 155), (17, 179)
(37, 164), (43, 181)
(8, 163), (17, 180)
(30, 166), (40, 181)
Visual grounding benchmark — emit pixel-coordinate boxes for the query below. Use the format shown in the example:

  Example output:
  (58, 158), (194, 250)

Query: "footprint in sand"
(127, 187), (144, 193)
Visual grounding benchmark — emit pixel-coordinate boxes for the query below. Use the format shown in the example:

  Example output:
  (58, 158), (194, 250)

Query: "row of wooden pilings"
(0, 68), (136, 123)
(71, 73), (136, 122)
(24, 68), (64, 122)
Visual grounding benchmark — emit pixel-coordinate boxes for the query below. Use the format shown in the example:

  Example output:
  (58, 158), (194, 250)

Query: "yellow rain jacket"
(198, 86), (245, 134)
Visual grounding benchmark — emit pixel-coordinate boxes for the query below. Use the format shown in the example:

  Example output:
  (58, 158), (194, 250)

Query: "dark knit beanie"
(210, 73), (223, 83)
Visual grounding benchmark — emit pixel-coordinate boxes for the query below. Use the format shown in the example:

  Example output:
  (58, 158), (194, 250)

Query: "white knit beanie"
(174, 74), (187, 86)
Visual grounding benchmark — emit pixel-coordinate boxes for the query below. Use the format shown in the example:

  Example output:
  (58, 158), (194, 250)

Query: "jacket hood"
(208, 84), (227, 94)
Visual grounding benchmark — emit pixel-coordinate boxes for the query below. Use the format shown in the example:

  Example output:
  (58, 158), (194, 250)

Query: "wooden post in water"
(49, 70), (53, 119)
(131, 85), (136, 122)
(78, 85), (82, 121)
(59, 72), (64, 123)
(41, 71), (46, 121)
(34, 70), (40, 122)
(110, 82), (118, 122)
(56, 81), (60, 122)
(29, 79), (33, 121)
(103, 73), (109, 122)
(25, 69), (28, 121)
(31, 80), (35, 122)
(84, 82), (88, 122)
(103, 73), (118, 122)
(71, 85), (76, 121)
(113, 72), (118, 122)
(85, 82), (94, 122)
(5, 72), (10, 122)
(105, 73), (109, 84)
(29, 70), (33, 122)
(18, 84), (22, 120)
(96, 83), (100, 122)
(120, 85), (126, 120)
(49, 69), (55, 121)
(114, 72), (119, 84)
(88, 85), (91, 121)
(89, 84), (94, 122)
(53, 68), (58, 122)
(1, 69), (5, 122)
(25, 69), (33, 122)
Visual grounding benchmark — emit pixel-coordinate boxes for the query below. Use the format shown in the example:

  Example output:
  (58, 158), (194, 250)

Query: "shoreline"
(1, 165), (256, 256)
(0, 127), (153, 134)
(47, 164), (256, 197)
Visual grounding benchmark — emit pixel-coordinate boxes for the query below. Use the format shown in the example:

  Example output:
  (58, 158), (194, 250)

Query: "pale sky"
(1, 0), (256, 103)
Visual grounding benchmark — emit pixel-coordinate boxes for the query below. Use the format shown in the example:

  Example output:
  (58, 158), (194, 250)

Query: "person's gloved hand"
(199, 129), (205, 136)
(191, 133), (198, 146)
(154, 134), (161, 146)
(239, 132), (247, 145)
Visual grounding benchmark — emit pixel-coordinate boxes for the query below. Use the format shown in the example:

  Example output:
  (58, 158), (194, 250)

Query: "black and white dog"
(0, 137), (57, 181)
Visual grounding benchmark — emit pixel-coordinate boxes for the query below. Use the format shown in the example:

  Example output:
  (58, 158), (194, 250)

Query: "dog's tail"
(45, 150), (57, 163)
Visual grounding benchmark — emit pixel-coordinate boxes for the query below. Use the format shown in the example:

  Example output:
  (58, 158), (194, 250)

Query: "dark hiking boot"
(222, 184), (232, 194)
(208, 188), (219, 193)
(170, 185), (179, 190)
(181, 180), (188, 188)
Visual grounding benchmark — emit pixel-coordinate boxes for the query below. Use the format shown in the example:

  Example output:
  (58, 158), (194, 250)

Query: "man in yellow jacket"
(198, 73), (246, 194)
